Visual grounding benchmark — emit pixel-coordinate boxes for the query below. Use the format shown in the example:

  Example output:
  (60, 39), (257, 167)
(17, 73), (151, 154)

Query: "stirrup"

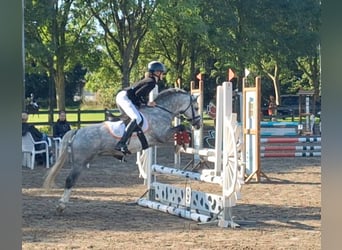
(114, 144), (131, 155)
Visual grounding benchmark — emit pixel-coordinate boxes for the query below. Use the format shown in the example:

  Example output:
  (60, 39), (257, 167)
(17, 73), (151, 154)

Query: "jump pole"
(260, 137), (321, 143)
(260, 138), (321, 158)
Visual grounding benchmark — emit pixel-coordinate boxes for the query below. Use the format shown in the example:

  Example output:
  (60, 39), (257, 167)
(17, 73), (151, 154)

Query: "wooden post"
(243, 76), (268, 182)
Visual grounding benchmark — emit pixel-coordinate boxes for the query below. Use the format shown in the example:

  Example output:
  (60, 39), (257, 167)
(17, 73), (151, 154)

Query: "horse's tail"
(43, 129), (78, 189)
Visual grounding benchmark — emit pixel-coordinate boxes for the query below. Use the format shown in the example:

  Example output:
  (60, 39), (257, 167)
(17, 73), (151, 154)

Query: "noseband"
(179, 95), (201, 126)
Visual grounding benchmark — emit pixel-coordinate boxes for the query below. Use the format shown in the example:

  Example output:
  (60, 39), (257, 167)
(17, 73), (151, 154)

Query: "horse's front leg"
(168, 124), (189, 135)
(56, 167), (82, 214)
(152, 125), (190, 144)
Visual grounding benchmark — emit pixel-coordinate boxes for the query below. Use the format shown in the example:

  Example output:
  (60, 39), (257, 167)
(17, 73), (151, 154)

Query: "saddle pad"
(104, 113), (149, 138)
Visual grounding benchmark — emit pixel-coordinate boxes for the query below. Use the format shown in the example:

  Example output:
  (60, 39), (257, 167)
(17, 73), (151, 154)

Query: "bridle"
(179, 95), (201, 126)
(155, 94), (201, 126)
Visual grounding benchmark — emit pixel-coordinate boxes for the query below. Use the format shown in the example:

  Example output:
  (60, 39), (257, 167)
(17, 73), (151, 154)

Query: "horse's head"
(154, 88), (202, 130)
(26, 103), (39, 115)
(180, 94), (202, 130)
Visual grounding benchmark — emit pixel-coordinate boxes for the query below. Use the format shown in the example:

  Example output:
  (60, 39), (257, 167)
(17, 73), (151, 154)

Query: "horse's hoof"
(56, 203), (66, 214)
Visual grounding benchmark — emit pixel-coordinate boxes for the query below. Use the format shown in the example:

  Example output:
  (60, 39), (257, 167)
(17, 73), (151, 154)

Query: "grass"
(26, 109), (318, 136)
(28, 111), (107, 123)
(26, 108), (108, 135)
(28, 110), (317, 125)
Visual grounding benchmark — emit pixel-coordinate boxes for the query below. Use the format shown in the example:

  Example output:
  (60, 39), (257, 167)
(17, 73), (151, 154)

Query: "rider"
(114, 61), (166, 154)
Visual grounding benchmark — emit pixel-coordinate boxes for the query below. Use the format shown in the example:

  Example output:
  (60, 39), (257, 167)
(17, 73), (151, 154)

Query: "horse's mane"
(154, 88), (188, 102)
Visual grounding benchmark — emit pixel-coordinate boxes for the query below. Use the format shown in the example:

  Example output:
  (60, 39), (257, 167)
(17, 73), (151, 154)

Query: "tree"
(86, 0), (159, 89)
(65, 64), (87, 106)
(198, 0), (258, 87)
(25, 0), (96, 110)
(24, 0), (321, 110)
(250, 0), (321, 104)
(85, 54), (121, 107)
(294, 0), (321, 99)
(144, 0), (207, 87)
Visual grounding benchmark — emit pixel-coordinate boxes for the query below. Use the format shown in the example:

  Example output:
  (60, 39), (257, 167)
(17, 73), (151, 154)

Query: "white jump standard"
(137, 81), (244, 228)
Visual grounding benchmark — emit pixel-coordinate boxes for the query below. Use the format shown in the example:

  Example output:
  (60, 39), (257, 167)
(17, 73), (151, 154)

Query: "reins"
(155, 104), (174, 115)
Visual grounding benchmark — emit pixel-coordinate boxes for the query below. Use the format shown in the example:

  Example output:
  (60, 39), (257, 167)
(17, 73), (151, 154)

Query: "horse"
(43, 88), (202, 213)
(25, 93), (40, 117)
(25, 102), (40, 117)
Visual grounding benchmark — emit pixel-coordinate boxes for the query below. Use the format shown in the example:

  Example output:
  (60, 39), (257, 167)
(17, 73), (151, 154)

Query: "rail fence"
(26, 109), (120, 129)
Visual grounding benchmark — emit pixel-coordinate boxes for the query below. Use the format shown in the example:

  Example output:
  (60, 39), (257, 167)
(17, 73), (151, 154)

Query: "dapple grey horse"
(43, 88), (202, 213)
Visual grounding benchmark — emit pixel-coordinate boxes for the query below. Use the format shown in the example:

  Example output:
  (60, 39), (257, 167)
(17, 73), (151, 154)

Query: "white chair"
(52, 137), (75, 166)
(22, 132), (50, 169)
(52, 137), (62, 162)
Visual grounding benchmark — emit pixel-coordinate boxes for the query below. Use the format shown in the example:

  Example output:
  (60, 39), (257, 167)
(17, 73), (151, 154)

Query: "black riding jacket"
(22, 122), (43, 142)
(125, 76), (157, 108)
(53, 120), (71, 138)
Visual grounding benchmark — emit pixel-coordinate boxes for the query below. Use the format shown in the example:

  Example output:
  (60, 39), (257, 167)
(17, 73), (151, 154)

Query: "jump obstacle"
(166, 76), (319, 185)
(135, 75), (319, 226)
(260, 135), (321, 157)
(260, 121), (299, 136)
(259, 121), (321, 158)
(239, 76), (321, 182)
(137, 81), (245, 228)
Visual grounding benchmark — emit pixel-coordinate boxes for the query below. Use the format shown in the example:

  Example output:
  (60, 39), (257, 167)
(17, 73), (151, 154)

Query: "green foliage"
(25, 0), (98, 110)
(25, 0), (321, 109)
(38, 126), (51, 136)
(25, 63), (87, 108)
(24, 73), (50, 101)
(86, 0), (159, 89)
(96, 87), (117, 108)
(84, 58), (121, 108)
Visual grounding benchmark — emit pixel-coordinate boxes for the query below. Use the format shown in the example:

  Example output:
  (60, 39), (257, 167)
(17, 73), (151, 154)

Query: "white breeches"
(116, 90), (142, 125)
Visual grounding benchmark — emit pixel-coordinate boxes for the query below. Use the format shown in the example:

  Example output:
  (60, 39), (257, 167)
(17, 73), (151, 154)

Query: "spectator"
(22, 111), (48, 147)
(53, 110), (71, 139)
(268, 95), (277, 121)
(22, 111), (50, 164)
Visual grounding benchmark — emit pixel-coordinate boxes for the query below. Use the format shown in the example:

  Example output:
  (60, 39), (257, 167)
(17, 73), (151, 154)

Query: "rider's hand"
(147, 101), (156, 107)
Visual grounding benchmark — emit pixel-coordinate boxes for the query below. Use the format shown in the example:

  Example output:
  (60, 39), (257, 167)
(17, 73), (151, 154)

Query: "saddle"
(104, 108), (124, 122)
(104, 109), (148, 150)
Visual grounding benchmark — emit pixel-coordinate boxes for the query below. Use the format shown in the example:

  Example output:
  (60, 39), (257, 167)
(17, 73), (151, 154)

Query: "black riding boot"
(114, 120), (138, 154)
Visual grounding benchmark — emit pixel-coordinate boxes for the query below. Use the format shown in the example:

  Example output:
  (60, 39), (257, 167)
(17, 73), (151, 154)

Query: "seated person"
(22, 111), (49, 164)
(22, 111), (48, 146)
(53, 110), (71, 139)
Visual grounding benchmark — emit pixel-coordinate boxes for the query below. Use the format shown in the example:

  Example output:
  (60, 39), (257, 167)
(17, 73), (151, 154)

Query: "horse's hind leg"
(56, 167), (82, 213)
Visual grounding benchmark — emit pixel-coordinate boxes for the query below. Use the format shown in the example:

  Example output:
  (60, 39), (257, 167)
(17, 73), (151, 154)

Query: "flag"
(228, 68), (235, 81)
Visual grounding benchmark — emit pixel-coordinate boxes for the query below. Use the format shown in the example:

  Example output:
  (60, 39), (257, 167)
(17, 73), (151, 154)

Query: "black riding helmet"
(148, 61), (166, 73)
